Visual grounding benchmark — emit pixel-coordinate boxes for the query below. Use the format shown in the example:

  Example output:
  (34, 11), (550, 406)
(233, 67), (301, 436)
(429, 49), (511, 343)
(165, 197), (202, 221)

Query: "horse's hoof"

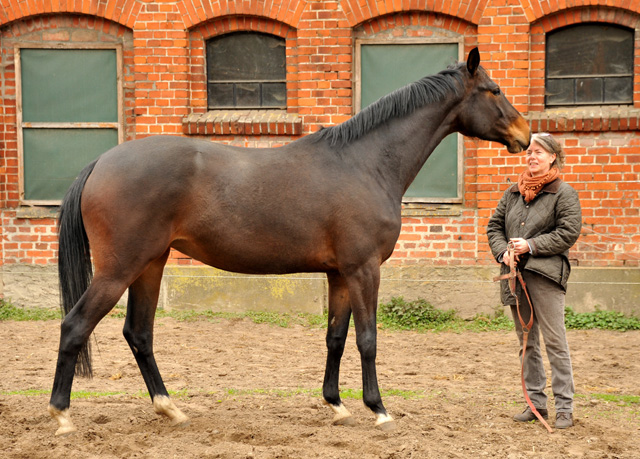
(326, 401), (355, 426)
(376, 419), (397, 431)
(49, 405), (77, 437)
(153, 395), (189, 427)
(333, 414), (356, 426)
(375, 413), (396, 431)
(171, 417), (191, 428)
(55, 425), (78, 436)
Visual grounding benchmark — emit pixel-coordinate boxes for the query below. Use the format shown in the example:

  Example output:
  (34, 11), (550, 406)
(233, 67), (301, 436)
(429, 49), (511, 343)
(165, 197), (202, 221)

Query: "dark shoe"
(555, 412), (573, 429)
(513, 407), (548, 422)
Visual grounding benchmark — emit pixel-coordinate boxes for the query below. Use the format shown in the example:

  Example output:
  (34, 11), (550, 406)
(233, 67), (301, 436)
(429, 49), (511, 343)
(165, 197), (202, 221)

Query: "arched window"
(546, 24), (634, 107)
(206, 32), (286, 109)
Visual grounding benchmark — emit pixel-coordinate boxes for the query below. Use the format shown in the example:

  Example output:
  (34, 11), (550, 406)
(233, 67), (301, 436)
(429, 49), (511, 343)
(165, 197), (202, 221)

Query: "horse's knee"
(356, 332), (377, 361)
(59, 318), (89, 354)
(326, 333), (346, 355)
(123, 327), (152, 356)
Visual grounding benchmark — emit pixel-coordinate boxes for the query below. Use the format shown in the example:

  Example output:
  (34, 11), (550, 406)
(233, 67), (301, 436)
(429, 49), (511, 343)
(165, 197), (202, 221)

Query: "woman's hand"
(502, 250), (519, 266)
(509, 238), (530, 256)
(502, 238), (529, 266)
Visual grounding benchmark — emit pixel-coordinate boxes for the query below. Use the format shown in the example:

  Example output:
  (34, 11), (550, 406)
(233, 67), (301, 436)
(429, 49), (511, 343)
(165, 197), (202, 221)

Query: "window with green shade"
(356, 40), (462, 202)
(17, 47), (122, 203)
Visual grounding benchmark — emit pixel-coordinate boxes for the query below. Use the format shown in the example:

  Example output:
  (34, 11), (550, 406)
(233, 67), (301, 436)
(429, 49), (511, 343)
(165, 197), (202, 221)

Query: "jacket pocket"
(524, 255), (563, 288)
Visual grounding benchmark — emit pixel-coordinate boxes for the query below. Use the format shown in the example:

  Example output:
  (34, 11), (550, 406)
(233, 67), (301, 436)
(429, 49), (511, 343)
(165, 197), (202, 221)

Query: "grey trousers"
(510, 270), (574, 413)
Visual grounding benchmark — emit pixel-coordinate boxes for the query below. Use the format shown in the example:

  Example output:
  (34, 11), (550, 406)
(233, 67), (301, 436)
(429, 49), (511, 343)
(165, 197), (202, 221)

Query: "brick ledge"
(526, 106), (640, 133)
(183, 110), (303, 136)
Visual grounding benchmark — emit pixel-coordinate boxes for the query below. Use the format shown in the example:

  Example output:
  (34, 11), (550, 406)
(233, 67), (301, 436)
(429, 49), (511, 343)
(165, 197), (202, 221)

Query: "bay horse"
(49, 48), (530, 435)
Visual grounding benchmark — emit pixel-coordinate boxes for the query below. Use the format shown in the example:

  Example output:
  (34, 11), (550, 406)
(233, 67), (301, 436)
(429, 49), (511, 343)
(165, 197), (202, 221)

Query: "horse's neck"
(363, 100), (459, 199)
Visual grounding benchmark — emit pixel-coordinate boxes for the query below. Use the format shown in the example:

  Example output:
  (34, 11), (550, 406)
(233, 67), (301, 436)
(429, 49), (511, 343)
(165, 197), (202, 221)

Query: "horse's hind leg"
(322, 272), (355, 426)
(122, 251), (189, 427)
(49, 276), (129, 436)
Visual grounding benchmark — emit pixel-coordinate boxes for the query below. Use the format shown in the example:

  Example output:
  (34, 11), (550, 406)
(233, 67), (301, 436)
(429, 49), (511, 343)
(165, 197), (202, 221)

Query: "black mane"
(317, 63), (466, 147)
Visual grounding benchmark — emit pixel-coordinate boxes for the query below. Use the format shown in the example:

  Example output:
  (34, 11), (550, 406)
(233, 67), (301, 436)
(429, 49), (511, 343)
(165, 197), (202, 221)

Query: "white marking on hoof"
(325, 401), (356, 426)
(153, 395), (190, 427)
(375, 413), (396, 431)
(48, 405), (78, 436)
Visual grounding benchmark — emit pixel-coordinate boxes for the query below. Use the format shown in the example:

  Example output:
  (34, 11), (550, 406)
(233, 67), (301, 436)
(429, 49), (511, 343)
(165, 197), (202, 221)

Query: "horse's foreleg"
(123, 252), (189, 427)
(49, 278), (127, 436)
(323, 272), (355, 426)
(346, 262), (396, 431)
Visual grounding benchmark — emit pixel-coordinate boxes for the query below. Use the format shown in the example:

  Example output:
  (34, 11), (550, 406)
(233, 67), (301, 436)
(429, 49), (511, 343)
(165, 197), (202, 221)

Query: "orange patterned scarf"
(517, 167), (560, 203)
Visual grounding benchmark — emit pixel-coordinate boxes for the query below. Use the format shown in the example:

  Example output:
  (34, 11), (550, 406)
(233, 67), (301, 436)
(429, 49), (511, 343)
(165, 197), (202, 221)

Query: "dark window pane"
(546, 79), (574, 105)
(236, 83), (260, 107)
(605, 77), (633, 104)
(576, 78), (603, 105)
(207, 32), (285, 81)
(207, 32), (286, 109)
(546, 24), (633, 106)
(262, 83), (286, 107)
(547, 24), (633, 77)
(208, 83), (234, 107)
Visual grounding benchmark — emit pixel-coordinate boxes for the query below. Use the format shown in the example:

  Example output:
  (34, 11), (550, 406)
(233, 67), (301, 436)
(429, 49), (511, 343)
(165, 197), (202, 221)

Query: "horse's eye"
(492, 87), (501, 96)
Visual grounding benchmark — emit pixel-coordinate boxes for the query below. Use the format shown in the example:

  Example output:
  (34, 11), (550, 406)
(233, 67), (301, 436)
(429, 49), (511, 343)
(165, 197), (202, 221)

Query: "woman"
(487, 132), (582, 429)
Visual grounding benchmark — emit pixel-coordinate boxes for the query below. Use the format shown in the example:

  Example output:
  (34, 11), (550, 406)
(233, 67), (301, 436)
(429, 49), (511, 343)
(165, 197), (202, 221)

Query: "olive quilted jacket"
(487, 178), (582, 305)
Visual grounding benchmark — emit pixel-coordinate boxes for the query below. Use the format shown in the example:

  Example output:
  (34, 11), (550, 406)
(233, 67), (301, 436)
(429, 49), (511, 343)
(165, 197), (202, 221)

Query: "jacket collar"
(509, 177), (563, 194)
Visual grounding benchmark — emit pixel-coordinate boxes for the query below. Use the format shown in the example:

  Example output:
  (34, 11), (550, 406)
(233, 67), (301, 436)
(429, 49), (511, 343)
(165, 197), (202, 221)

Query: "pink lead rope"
(494, 241), (554, 433)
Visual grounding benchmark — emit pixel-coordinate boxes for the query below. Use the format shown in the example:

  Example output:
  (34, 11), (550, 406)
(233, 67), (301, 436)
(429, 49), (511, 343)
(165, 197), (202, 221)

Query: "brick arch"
(520, 0), (640, 23)
(339, 0), (488, 27)
(0, 0), (142, 29)
(189, 16), (296, 41)
(177, 0), (307, 29)
(530, 6), (639, 33)
(357, 10), (477, 37)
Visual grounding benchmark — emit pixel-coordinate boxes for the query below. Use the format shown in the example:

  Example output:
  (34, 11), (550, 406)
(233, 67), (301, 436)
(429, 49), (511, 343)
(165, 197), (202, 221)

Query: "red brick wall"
(1, 0), (639, 272)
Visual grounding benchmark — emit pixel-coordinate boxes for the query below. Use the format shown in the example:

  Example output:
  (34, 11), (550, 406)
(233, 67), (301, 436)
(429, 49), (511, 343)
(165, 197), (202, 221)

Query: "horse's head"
(454, 48), (530, 153)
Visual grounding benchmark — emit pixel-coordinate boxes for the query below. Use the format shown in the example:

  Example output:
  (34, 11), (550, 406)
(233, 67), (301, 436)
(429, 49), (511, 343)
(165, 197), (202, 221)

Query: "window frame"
(354, 37), (464, 204)
(544, 23), (634, 108)
(15, 43), (124, 206)
(205, 32), (287, 110)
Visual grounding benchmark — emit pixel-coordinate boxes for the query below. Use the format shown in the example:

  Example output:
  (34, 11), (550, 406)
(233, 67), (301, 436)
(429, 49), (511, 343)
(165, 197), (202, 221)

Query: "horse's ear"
(467, 47), (480, 76)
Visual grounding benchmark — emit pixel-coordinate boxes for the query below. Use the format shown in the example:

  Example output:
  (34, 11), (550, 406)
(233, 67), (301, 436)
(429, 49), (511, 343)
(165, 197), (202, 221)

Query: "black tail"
(58, 159), (99, 378)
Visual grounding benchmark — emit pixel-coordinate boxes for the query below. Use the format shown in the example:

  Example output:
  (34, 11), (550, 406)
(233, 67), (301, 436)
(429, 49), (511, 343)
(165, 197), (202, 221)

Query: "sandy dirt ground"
(1, 317), (638, 458)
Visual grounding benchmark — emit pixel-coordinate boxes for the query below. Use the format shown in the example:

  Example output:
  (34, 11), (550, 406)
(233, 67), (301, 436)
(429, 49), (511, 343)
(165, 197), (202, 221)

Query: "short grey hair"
(530, 132), (565, 170)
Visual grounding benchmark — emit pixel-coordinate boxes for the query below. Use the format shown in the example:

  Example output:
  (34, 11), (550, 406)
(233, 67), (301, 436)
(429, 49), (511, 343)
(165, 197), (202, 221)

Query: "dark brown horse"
(49, 48), (530, 435)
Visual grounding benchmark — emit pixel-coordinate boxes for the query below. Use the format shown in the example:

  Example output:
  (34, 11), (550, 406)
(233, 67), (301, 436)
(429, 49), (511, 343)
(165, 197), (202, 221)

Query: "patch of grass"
(219, 387), (422, 400)
(0, 299), (60, 321)
(0, 388), (125, 399)
(378, 297), (457, 331)
(70, 390), (125, 400)
(222, 387), (321, 398)
(565, 306), (640, 331)
(576, 393), (640, 406)
(465, 308), (514, 331)
(379, 297), (640, 333)
(378, 297), (513, 332)
(1, 389), (51, 397)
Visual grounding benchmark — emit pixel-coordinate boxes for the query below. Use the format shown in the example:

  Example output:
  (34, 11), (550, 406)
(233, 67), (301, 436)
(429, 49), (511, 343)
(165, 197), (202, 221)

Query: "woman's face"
(525, 140), (556, 177)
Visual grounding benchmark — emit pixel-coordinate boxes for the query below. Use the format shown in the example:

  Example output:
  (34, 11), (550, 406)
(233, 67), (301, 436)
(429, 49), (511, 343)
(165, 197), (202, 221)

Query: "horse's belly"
(171, 233), (335, 275)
